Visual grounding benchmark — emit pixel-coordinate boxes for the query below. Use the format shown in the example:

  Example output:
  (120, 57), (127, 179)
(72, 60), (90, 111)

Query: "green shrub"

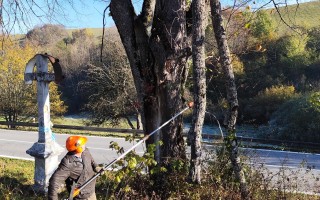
(242, 85), (297, 123)
(306, 27), (320, 56)
(251, 10), (275, 40)
(266, 92), (320, 142)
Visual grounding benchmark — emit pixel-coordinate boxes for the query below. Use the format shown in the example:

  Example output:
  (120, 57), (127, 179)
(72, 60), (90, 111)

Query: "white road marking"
(0, 155), (34, 161)
(0, 139), (34, 144)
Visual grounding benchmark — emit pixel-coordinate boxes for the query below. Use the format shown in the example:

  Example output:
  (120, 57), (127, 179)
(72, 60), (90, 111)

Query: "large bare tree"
(109, 0), (191, 164)
(210, 0), (250, 199)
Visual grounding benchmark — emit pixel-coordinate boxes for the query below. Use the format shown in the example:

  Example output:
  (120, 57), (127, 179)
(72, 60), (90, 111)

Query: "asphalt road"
(0, 129), (145, 164)
(1, 129), (319, 194)
(1, 129), (320, 168)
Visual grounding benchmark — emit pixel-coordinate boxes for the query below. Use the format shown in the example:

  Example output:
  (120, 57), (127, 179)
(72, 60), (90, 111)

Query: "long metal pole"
(69, 102), (194, 199)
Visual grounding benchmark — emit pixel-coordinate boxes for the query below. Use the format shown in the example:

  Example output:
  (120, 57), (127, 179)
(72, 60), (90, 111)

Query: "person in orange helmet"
(48, 136), (99, 200)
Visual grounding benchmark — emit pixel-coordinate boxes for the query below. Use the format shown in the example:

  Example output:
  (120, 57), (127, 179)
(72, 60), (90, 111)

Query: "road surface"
(0, 129), (145, 164)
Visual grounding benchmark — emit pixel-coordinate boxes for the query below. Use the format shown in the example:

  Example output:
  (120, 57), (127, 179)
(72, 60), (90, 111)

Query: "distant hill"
(269, 0), (320, 34)
(13, 1), (319, 43)
(71, 1), (320, 39)
(65, 27), (119, 44)
(66, 28), (105, 39)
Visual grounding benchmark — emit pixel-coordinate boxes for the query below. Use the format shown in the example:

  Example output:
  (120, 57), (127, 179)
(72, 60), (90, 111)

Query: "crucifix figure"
(24, 54), (65, 193)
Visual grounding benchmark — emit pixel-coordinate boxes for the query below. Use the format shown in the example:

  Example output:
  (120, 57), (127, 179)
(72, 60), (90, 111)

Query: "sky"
(4, 0), (142, 34)
(3, 0), (315, 34)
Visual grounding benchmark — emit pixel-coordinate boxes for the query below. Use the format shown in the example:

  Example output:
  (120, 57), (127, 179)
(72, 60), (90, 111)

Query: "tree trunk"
(110, 0), (189, 163)
(125, 116), (135, 129)
(210, 0), (250, 199)
(136, 113), (143, 130)
(0, 0), (3, 27)
(188, 0), (207, 184)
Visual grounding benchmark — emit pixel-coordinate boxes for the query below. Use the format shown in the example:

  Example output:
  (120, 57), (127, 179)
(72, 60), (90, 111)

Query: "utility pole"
(24, 54), (64, 193)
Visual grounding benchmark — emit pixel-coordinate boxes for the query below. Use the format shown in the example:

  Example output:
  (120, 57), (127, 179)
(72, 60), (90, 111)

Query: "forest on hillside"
(1, 1), (320, 143)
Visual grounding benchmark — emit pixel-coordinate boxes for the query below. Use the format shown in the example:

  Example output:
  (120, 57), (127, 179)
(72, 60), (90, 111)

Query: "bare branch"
(271, 0), (302, 34)
(101, 4), (110, 62)
(0, 0), (90, 34)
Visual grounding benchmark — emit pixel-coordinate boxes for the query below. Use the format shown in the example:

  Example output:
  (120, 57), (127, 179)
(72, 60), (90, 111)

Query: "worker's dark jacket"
(48, 148), (98, 200)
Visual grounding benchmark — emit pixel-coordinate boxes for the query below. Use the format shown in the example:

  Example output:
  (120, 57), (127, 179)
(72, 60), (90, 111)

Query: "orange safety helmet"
(66, 136), (88, 153)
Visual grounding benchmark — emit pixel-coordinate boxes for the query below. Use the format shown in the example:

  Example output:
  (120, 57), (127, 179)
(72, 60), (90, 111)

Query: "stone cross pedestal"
(24, 54), (64, 193)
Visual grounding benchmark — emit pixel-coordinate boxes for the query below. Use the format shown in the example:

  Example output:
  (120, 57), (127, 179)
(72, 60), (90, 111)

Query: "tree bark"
(188, 0), (207, 184)
(0, 0), (2, 22)
(110, 0), (189, 163)
(125, 116), (135, 129)
(0, 0), (3, 28)
(136, 113), (143, 130)
(210, 0), (250, 199)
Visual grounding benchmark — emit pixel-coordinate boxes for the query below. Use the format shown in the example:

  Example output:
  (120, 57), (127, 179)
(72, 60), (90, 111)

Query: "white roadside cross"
(24, 54), (64, 193)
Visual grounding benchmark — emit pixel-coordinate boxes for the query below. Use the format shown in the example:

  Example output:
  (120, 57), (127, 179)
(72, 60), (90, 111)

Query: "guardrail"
(201, 134), (320, 151)
(0, 121), (144, 134)
(1, 121), (319, 151)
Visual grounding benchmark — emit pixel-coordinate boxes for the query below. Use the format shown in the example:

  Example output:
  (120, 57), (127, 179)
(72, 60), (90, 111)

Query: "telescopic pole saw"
(67, 102), (194, 200)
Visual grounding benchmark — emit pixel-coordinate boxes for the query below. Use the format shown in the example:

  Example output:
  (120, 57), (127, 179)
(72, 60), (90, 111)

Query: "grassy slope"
(1, 157), (319, 199)
(0, 158), (42, 199)
(269, 0), (320, 34)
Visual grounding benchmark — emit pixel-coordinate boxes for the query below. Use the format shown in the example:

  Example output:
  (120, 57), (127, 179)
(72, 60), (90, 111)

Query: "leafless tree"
(188, 0), (207, 184)
(79, 36), (140, 129)
(0, 0), (81, 35)
(109, 0), (192, 164)
(210, 0), (250, 199)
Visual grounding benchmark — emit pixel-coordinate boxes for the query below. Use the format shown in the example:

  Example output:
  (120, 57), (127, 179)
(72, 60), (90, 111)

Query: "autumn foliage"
(0, 37), (66, 122)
